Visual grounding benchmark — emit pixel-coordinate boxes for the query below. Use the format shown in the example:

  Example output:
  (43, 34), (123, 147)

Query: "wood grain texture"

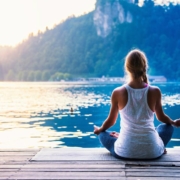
(0, 148), (180, 179)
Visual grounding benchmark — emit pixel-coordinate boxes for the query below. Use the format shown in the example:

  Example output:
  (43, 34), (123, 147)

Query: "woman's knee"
(98, 131), (117, 150)
(98, 131), (109, 140)
(156, 123), (174, 146)
(98, 131), (110, 144)
(157, 123), (174, 134)
(167, 124), (174, 134)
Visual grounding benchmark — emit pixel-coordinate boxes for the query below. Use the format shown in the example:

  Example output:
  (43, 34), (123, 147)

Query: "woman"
(94, 49), (180, 159)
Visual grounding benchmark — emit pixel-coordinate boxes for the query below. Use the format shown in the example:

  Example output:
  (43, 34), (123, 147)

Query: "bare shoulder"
(148, 85), (162, 102)
(147, 85), (162, 112)
(112, 85), (127, 97)
(148, 85), (161, 95)
(112, 85), (127, 109)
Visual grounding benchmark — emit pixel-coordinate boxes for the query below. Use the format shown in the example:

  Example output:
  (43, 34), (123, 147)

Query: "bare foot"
(110, 131), (119, 138)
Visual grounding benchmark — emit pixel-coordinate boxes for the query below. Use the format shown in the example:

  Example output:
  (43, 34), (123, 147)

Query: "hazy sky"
(0, 0), (179, 46)
(0, 0), (96, 46)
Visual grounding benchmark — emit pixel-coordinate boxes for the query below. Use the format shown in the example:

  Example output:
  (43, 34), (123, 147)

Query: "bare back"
(114, 84), (159, 113)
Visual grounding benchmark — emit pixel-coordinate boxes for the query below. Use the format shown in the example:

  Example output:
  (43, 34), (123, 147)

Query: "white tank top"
(114, 84), (164, 159)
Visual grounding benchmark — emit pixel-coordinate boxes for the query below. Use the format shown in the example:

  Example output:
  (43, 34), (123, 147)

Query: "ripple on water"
(0, 82), (179, 148)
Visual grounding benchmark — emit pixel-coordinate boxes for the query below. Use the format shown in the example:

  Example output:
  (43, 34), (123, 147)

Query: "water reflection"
(0, 82), (179, 148)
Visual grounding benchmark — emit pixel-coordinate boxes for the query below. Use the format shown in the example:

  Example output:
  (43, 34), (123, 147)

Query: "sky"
(0, 0), (179, 46)
(0, 0), (96, 46)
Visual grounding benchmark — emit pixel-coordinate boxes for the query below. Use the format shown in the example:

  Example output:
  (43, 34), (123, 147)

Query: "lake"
(0, 82), (180, 149)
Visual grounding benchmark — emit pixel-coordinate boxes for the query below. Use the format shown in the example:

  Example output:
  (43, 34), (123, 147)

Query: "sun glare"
(0, 0), (179, 46)
(0, 0), (96, 46)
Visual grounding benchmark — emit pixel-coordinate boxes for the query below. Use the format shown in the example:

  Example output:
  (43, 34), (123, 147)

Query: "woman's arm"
(155, 88), (180, 127)
(94, 90), (119, 135)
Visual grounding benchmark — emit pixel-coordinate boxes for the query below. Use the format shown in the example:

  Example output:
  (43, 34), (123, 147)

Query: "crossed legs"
(98, 123), (174, 158)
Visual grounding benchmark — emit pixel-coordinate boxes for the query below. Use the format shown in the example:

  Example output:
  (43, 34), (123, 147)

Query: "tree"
(42, 71), (51, 81)
(35, 71), (42, 81)
(5, 70), (15, 81)
(27, 71), (35, 81)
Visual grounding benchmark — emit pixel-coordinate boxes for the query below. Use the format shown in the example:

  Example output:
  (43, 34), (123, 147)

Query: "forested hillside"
(0, 0), (180, 81)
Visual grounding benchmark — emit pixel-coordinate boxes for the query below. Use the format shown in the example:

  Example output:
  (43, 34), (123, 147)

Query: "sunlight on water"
(0, 82), (110, 148)
(0, 82), (179, 148)
(162, 94), (180, 106)
(0, 82), (109, 116)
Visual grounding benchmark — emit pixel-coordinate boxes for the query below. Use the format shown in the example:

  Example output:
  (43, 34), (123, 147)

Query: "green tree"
(27, 71), (35, 81)
(5, 70), (15, 81)
(35, 71), (42, 81)
(42, 71), (51, 81)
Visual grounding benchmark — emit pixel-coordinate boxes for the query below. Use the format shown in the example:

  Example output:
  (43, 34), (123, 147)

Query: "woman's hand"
(110, 131), (119, 138)
(94, 125), (103, 135)
(173, 119), (180, 127)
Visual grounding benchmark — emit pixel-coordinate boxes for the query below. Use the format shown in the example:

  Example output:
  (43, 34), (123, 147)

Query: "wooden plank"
(126, 171), (180, 177)
(0, 149), (40, 152)
(19, 168), (125, 172)
(31, 148), (118, 161)
(0, 156), (34, 162)
(0, 155), (33, 159)
(0, 169), (19, 172)
(0, 148), (180, 180)
(31, 155), (118, 161)
(40, 148), (106, 152)
(0, 172), (14, 176)
(122, 156), (180, 163)
(125, 164), (180, 169)
(4, 161), (122, 165)
(3, 162), (27, 165)
(125, 168), (180, 172)
(126, 166), (180, 170)
(10, 172), (125, 179)
(0, 152), (37, 156)
(9, 177), (123, 180)
(23, 163), (125, 169)
(0, 165), (24, 168)
(32, 148), (109, 155)
(125, 161), (180, 166)
(126, 176), (180, 179)
(28, 160), (125, 165)
(0, 156), (32, 163)
(0, 177), (10, 180)
(32, 148), (180, 163)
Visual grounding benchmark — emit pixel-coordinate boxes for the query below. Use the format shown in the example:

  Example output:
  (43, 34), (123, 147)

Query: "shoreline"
(0, 81), (180, 85)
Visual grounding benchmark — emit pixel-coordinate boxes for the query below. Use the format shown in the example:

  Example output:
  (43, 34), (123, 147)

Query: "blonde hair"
(125, 49), (149, 84)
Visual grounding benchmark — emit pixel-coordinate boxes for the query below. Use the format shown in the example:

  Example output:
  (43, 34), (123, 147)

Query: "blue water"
(0, 82), (179, 149)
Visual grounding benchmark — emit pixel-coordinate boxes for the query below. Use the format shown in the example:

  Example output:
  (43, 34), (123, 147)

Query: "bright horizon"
(0, 0), (96, 46)
(0, 0), (179, 47)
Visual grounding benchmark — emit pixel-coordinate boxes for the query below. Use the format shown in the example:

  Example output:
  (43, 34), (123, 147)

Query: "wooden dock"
(0, 148), (180, 179)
